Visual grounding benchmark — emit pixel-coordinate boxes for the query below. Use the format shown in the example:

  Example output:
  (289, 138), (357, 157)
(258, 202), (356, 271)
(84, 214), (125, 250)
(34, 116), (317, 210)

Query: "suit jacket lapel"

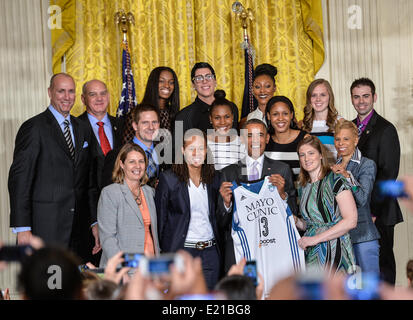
(110, 115), (122, 149)
(71, 116), (83, 163)
(181, 181), (191, 215)
(45, 109), (73, 160)
(121, 182), (144, 225)
(357, 111), (377, 149)
(262, 156), (273, 177)
(80, 112), (104, 157)
(142, 186), (156, 230)
(237, 159), (248, 182)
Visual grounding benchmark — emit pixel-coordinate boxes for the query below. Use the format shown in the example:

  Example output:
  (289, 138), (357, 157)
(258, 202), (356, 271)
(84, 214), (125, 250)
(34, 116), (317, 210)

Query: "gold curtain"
(51, 0), (324, 121)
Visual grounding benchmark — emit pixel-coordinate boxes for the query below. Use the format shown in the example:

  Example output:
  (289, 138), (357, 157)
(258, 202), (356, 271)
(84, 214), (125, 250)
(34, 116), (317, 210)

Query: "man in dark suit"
(77, 79), (124, 265)
(217, 119), (298, 273)
(351, 77), (403, 284)
(77, 79), (124, 193)
(8, 73), (100, 262)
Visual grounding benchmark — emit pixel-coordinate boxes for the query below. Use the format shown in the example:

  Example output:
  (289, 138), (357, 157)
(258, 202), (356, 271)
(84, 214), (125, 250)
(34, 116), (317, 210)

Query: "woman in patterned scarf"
(295, 135), (358, 276)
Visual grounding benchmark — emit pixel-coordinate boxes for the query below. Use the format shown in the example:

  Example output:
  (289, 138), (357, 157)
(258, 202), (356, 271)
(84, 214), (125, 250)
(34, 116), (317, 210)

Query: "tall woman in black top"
(265, 96), (308, 183)
(123, 66), (180, 142)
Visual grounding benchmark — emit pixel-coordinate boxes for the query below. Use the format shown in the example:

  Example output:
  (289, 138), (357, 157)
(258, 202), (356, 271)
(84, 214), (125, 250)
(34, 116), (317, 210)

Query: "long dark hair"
(172, 130), (215, 185)
(141, 66), (180, 121)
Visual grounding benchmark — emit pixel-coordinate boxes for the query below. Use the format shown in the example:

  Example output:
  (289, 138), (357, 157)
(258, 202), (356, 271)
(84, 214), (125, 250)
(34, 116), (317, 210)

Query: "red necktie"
(97, 122), (112, 156)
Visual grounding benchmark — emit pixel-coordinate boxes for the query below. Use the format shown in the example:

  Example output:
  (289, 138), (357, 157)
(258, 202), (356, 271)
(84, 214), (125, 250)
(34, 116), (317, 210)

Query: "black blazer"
(154, 169), (222, 255)
(8, 108), (98, 254)
(77, 111), (124, 193)
(353, 111), (403, 226)
(216, 156), (298, 273)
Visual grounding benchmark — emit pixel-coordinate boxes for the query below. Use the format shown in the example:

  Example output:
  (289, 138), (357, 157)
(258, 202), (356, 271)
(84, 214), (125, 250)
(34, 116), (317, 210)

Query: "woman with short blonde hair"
(331, 120), (380, 274)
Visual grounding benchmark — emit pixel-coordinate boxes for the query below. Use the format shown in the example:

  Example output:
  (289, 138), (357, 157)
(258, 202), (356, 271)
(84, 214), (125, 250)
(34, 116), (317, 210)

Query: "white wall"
(0, 0), (52, 296)
(317, 0), (413, 286)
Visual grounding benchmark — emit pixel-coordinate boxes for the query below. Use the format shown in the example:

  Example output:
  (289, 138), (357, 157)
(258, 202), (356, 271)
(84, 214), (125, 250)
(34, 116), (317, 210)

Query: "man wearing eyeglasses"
(175, 62), (239, 134)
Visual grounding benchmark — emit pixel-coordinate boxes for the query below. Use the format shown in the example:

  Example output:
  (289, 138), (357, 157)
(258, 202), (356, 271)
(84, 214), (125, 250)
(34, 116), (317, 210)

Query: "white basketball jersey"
(231, 176), (305, 298)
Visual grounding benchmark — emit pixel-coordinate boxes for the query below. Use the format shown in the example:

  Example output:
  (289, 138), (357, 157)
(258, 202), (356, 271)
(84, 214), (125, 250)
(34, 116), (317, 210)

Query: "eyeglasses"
(192, 74), (215, 83)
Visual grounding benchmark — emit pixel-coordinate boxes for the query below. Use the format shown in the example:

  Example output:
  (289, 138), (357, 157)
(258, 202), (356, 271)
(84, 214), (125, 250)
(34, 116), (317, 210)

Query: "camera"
(296, 271), (325, 300)
(121, 253), (143, 268)
(377, 180), (408, 199)
(139, 253), (184, 277)
(344, 272), (380, 300)
(243, 260), (258, 286)
(0, 245), (34, 262)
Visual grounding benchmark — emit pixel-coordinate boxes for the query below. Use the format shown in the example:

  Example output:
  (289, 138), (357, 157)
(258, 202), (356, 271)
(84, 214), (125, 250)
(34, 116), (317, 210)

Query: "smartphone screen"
(121, 253), (143, 268)
(243, 260), (258, 286)
(148, 257), (174, 274)
(377, 180), (408, 199)
(344, 272), (380, 300)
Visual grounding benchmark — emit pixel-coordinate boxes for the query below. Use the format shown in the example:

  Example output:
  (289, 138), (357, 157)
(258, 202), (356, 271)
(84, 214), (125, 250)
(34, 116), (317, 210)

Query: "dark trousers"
(375, 223), (396, 285)
(183, 245), (221, 291)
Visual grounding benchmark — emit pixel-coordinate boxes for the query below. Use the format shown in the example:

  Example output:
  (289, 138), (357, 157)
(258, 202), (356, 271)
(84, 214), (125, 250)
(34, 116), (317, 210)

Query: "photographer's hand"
(104, 251), (130, 285)
(168, 250), (208, 298)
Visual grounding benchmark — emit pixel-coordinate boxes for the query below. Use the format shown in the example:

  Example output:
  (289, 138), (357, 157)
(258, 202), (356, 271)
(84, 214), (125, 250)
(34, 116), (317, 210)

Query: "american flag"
(241, 37), (257, 119)
(116, 40), (137, 118)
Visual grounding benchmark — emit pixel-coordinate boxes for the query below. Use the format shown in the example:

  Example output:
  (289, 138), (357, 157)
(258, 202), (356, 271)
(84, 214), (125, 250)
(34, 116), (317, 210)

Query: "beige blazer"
(98, 182), (160, 267)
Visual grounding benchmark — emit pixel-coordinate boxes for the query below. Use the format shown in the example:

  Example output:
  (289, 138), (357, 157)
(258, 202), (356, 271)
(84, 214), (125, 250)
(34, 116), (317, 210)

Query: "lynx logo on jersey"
(231, 176), (305, 298)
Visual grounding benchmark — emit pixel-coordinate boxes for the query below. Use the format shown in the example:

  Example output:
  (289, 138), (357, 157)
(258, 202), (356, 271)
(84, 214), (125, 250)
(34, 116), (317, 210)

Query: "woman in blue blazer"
(155, 130), (222, 290)
(332, 120), (380, 274)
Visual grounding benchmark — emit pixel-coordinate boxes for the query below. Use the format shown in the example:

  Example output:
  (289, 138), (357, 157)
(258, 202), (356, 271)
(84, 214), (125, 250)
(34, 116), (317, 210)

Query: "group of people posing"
(8, 61), (403, 295)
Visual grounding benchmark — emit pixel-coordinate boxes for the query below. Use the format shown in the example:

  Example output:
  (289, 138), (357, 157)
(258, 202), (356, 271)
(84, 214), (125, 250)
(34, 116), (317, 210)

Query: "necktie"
(63, 119), (75, 160)
(97, 121), (112, 156)
(145, 149), (157, 179)
(249, 161), (259, 181)
(357, 122), (364, 136)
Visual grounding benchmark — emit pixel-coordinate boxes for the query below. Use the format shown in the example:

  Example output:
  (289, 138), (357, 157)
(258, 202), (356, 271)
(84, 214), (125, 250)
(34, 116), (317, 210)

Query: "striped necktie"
(145, 149), (157, 179)
(63, 119), (75, 160)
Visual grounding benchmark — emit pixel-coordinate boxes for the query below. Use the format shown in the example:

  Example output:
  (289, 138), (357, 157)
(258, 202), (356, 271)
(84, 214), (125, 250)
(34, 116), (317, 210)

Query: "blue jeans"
(353, 240), (380, 274)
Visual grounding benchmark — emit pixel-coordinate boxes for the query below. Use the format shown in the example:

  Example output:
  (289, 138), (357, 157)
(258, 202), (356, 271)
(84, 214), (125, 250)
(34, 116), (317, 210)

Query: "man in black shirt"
(175, 62), (238, 134)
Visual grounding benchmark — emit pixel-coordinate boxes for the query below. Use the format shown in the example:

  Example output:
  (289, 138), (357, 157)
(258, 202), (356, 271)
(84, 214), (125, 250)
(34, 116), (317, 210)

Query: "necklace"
(132, 187), (142, 206)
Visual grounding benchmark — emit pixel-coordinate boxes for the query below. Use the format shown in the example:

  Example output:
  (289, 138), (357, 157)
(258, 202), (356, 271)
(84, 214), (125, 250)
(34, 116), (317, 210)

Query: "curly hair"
(302, 79), (338, 133)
